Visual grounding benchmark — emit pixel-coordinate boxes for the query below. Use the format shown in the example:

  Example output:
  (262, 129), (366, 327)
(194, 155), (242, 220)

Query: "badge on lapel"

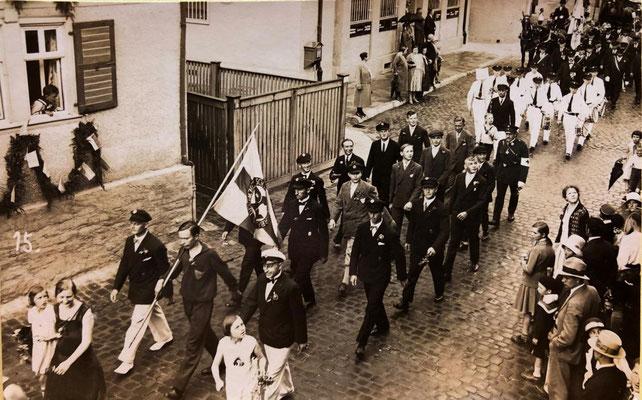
(410, 174), (414, 178)
(138, 248), (149, 256)
(267, 291), (279, 303)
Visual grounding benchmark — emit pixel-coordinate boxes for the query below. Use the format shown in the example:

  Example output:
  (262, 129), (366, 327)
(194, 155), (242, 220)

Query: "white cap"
(475, 68), (489, 80)
(261, 248), (286, 262)
(625, 192), (641, 203)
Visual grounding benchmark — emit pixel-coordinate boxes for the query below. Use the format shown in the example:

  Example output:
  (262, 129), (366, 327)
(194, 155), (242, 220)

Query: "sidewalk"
(346, 43), (519, 124)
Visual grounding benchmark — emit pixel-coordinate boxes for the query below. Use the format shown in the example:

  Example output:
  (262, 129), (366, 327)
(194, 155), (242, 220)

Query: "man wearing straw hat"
(545, 258), (601, 400)
(582, 330), (629, 400)
(110, 209), (174, 375)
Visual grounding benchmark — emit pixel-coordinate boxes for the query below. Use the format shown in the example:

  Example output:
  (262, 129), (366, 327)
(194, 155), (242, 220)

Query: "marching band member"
(557, 80), (590, 161)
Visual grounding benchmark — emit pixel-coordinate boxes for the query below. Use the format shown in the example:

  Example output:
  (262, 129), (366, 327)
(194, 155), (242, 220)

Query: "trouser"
(402, 246), (444, 302)
(356, 280), (389, 347)
(263, 345), (294, 400)
(239, 243), (263, 293)
(635, 74), (641, 102)
(481, 200), (490, 234)
(172, 299), (218, 392)
(607, 81), (622, 106)
(443, 214), (481, 278)
(390, 206), (409, 237)
(580, 106), (597, 143)
(527, 105), (543, 148)
(629, 168), (641, 193)
(118, 302), (172, 364)
(333, 218), (344, 244)
(541, 103), (554, 143)
(374, 182), (389, 204)
(342, 237), (355, 284)
(514, 100), (527, 128)
(493, 181), (519, 222)
(289, 247), (319, 303)
(492, 131), (506, 162)
(562, 114), (580, 155)
(545, 350), (583, 400)
(471, 99), (486, 142)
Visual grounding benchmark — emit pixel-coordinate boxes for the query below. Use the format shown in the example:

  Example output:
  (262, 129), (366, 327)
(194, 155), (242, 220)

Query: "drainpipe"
(317, 0), (323, 81)
(179, 2), (188, 164)
(462, 0), (469, 44)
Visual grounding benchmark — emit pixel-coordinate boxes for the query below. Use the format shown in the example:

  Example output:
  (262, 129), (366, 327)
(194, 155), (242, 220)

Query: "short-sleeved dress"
(45, 303), (106, 400)
(213, 335), (260, 400)
(28, 304), (58, 375)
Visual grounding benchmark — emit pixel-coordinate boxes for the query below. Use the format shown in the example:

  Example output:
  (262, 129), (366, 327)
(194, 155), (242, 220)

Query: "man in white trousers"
(242, 249), (308, 400)
(467, 69), (489, 144)
(558, 80), (590, 161)
(510, 67), (529, 128)
(542, 72), (563, 146)
(483, 65), (507, 103)
(577, 72), (601, 150)
(525, 76), (549, 153)
(111, 209), (173, 375)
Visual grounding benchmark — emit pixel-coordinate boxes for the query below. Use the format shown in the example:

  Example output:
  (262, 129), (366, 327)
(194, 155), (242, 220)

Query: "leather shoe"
(355, 346), (365, 360)
(149, 338), (173, 352)
(533, 384), (548, 396)
(507, 214), (515, 222)
(521, 369), (542, 382)
(511, 334), (528, 346)
(470, 264), (480, 273)
(333, 243), (341, 253)
(434, 295), (444, 303)
(393, 301), (409, 311)
(338, 283), (347, 296)
(488, 220), (500, 228)
(165, 388), (182, 400)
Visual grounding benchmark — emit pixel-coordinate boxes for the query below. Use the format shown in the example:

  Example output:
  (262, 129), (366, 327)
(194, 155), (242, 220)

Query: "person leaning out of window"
(31, 84), (59, 116)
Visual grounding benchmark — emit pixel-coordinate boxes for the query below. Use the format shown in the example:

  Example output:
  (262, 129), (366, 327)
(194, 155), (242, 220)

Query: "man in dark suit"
(444, 116), (474, 177)
(474, 146), (495, 240)
(604, 49), (631, 109)
(389, 143), (423, 237)
(161, 221), (240, 400)
(490, 126), (529, 228)
(284, 152), (329, 219)
(278, 178), (329, 309)
(365, 122), (401, 203)
(557, 50), (582, 95)
(487, 84), (516, 132)
(419, 130), (453, 201)
(222, 221), (262, 307)
(550, 0), (569, 30)
(398, 110), (429, 162)
(242, 249), (308, 400)
(329, 138), (365, 251)
(531, 46), (552, 78)
(424, 9), (436, 37)
(583, 217), (618, 301)
(442, 156), (488, 280)
(550, 38), (567, 73)
(111, 209), (174, 375)
(350, 199), (406, 359)
(394, 177), (449, 310)
(581, 330), (629, 400)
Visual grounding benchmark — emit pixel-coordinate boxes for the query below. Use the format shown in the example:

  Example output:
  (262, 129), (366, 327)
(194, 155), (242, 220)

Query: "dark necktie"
(584, 87), (587, 102)
(567, 94), (573, 112)
(534, 89), (538, 106)
(477, 81), (483, 98)
(547, 84), (552, 101)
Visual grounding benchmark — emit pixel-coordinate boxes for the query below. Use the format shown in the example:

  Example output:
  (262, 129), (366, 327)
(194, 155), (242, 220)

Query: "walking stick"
(125, 124), (260, 349)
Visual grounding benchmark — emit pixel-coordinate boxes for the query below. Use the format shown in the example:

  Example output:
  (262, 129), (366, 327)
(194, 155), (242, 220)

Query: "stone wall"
(0, 165), (193, 303)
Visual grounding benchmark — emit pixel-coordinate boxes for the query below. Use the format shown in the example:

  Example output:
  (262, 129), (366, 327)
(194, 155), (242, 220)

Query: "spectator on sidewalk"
(581, 330), (629, 400)
(400, 24), (414, 55)
(354, 52), (372, 118)
(365, 122), (400, 204)
(398, 110), (429, 162)
(407, 46), (425, 104)
(391, 47), (409, 102)
(555, 185), (589, 245)
(583, 217), (618, 301)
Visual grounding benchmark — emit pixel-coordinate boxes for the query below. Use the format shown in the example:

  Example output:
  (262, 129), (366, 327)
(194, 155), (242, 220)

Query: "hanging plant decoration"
(64, 121), (109, 195)
(54, 1), (77, 20)
(0, 133), (59, 218)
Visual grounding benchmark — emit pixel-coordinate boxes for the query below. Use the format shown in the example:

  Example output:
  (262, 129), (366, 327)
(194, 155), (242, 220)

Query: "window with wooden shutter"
(73, 20), (117, 113)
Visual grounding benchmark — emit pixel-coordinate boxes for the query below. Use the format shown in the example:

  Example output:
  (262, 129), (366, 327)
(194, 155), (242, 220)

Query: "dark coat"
(398, 125), (429, 162)
(487, 96), (516, 132)
(444, 130), (474, 175)
(583, 237), (618, 299)
(494, 138), (529, 185)
(329, 153), (365, 194)
(284, 171), (329, 219)
(555, 202), (589, 243)
(424, 13), (436, 36)
(113, 232), (171, 304)
(278, 197), (329, 260)
(365, 139), (401, 201)
(389, 160), (423, 208)
(557, 60), (583, 94)
(449, 172), (488, 219)
(242, 272), (308, 348)
(406, 196), (449, 253)
(582, 365), (628, 400)
(604, 55), (632, 85)
(331, 179), (379, 238)
(349, 219), (407, 284)
(419, 146), (453, 188)
(477, 161), (496, 202)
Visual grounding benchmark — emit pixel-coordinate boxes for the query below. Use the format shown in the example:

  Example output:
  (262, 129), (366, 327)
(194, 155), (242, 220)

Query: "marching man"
(510, 67), (529, 128)
(557, 80), (590, 161)
(483, 65), (508, 103)
(542, 72), (563, 146)
(525, 76), (549, 153)
(577, 72), (600, 150)
(468, 69), (489, 144)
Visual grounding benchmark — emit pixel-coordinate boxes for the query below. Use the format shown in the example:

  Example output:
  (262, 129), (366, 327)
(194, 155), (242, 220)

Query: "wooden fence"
(186, 65), (349, 192)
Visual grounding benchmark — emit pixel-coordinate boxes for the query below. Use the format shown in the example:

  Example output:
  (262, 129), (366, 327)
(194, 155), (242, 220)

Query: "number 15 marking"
(13, 231), (33, 253)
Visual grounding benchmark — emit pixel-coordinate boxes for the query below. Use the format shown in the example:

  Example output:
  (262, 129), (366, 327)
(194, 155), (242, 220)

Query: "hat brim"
(556, 270), (589, 280)
(588, 337), (626, 359)
(130, 216), (150, 223)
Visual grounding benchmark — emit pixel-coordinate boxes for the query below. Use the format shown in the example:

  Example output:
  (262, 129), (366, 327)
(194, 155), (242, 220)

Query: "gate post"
(226, 95), (240, 171)
(337, 73), (349, 146)
(288, 87), (299, 171)
(211, 61), (221, 97)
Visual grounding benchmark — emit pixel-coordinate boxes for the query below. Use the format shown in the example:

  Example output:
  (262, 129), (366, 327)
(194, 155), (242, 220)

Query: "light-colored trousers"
(264, 345), (294, 400)
(471, 99), (486, 143)
(562, 114), (581, 155)
(118, 302), (172, 364)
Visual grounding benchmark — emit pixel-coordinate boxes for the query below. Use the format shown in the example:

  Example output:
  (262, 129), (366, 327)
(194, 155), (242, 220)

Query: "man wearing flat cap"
(394, 177), (449, 310)
(284, 152), (329, 219)
(349, 199), (406, 359)
(582, 330), (629, 400)
(365, 122), (400, 204)
(278, 177), (329, 309)
(111, 209), (174, 375)
(242, 248), (308, 400)
(419, 130), (454, 202)
(545, 258), (600, 400)
(487, 83), (516, 134)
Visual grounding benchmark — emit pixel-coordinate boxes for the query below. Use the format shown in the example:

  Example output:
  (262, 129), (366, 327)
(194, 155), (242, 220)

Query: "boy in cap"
(389, 143), (423, 237)
(111, 209), (174, 375)
(242, 248), (308, 400)
(284, 152), (329, 219)
(474, 145), (495, 240)
(394, 177), (449, 310)
(350, 199), (406, 359)
(557, 80), (590, 160)
(419, 130), (454, 201)
(365, 122), (400, 203)
(278, 177), (329, 309)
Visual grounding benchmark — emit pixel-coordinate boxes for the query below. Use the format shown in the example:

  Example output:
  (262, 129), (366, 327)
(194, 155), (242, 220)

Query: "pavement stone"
(2, 52), (641, 400)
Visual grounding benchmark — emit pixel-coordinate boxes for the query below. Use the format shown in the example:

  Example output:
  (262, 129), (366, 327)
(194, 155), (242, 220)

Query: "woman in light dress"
(406, 46), (425, 104)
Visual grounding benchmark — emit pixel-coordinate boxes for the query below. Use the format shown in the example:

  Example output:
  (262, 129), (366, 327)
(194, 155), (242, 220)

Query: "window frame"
(350, 0), (372, 23)
(380, 0), (398, 19)
(186, 1), (209, 25)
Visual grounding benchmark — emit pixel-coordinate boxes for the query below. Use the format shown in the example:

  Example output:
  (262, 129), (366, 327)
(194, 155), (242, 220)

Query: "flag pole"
(126, 123), (260, 349)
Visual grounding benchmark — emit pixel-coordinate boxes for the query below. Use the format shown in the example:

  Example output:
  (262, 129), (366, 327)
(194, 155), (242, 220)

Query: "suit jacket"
(419, 146), (453, 188)
(449, 172), (487, 218)
(582, 365), (628, 400)
(477, 161), (496, 202)
(557, 61), (582, 95)
(284, 171), (329, 219)
(406, 196), (449, 254)
(329, 153), (365, 194)
(113, 232), (171, 304)
(389, 160), (423, 208)
(242, 272), (307, 348)
(549, 284), (601, 365)
(365, 139), (401, 199)
(583, 237), (618, 299)
(487, 96), (516, 132)
(604, 56), (631, 85)
(278, 197), (329, 260)
(555, 202), (589, 243)
(532, 54), (552, 77)
(398, 125), (429, 162)
(331, 179), (379, 238)
(349, 219), (406, 284)
(494, 138), (529, 185)
(444, 130), (474, 174)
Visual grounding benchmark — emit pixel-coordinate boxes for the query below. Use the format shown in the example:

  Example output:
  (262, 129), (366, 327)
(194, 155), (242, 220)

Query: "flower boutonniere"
(267, 292), (279, 303)
(378, 234), (385, 241)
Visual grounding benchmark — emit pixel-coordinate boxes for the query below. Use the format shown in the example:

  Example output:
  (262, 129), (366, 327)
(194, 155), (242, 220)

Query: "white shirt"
(408, 125), (416, 134)
(298, 196), (310, 214)
(301, 172), (310, 180)
(617, 231), (641, 270)
(370, 220), (382, 236)
(345, 154), (352, 164)
(381, 139), (390, 153)
(133, 230), (148, 251)
(265, 270), (283, 300)
(402, 159), (410, 169)
(431, 145), (440, 158)
(349, 181), (359, 198)
(423, 196), (435, 211)
(465, 172), (475, 187)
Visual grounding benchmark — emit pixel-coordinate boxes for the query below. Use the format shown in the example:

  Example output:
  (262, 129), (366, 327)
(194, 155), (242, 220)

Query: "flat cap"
(365, 198), (386, 212)
(421, 177), (439, 188)
(296, 152), (311, 163)
(376, 122), (390, 131)
(130, 209), (151, 223)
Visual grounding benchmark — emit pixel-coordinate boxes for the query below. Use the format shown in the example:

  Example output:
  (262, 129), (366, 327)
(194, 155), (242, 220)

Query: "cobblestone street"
(3, 57), (641, 400)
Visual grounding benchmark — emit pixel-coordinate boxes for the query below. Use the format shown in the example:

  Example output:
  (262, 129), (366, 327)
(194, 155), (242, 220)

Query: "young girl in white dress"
(27, 286), (59, 396)
(212, 315), (266, 400)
